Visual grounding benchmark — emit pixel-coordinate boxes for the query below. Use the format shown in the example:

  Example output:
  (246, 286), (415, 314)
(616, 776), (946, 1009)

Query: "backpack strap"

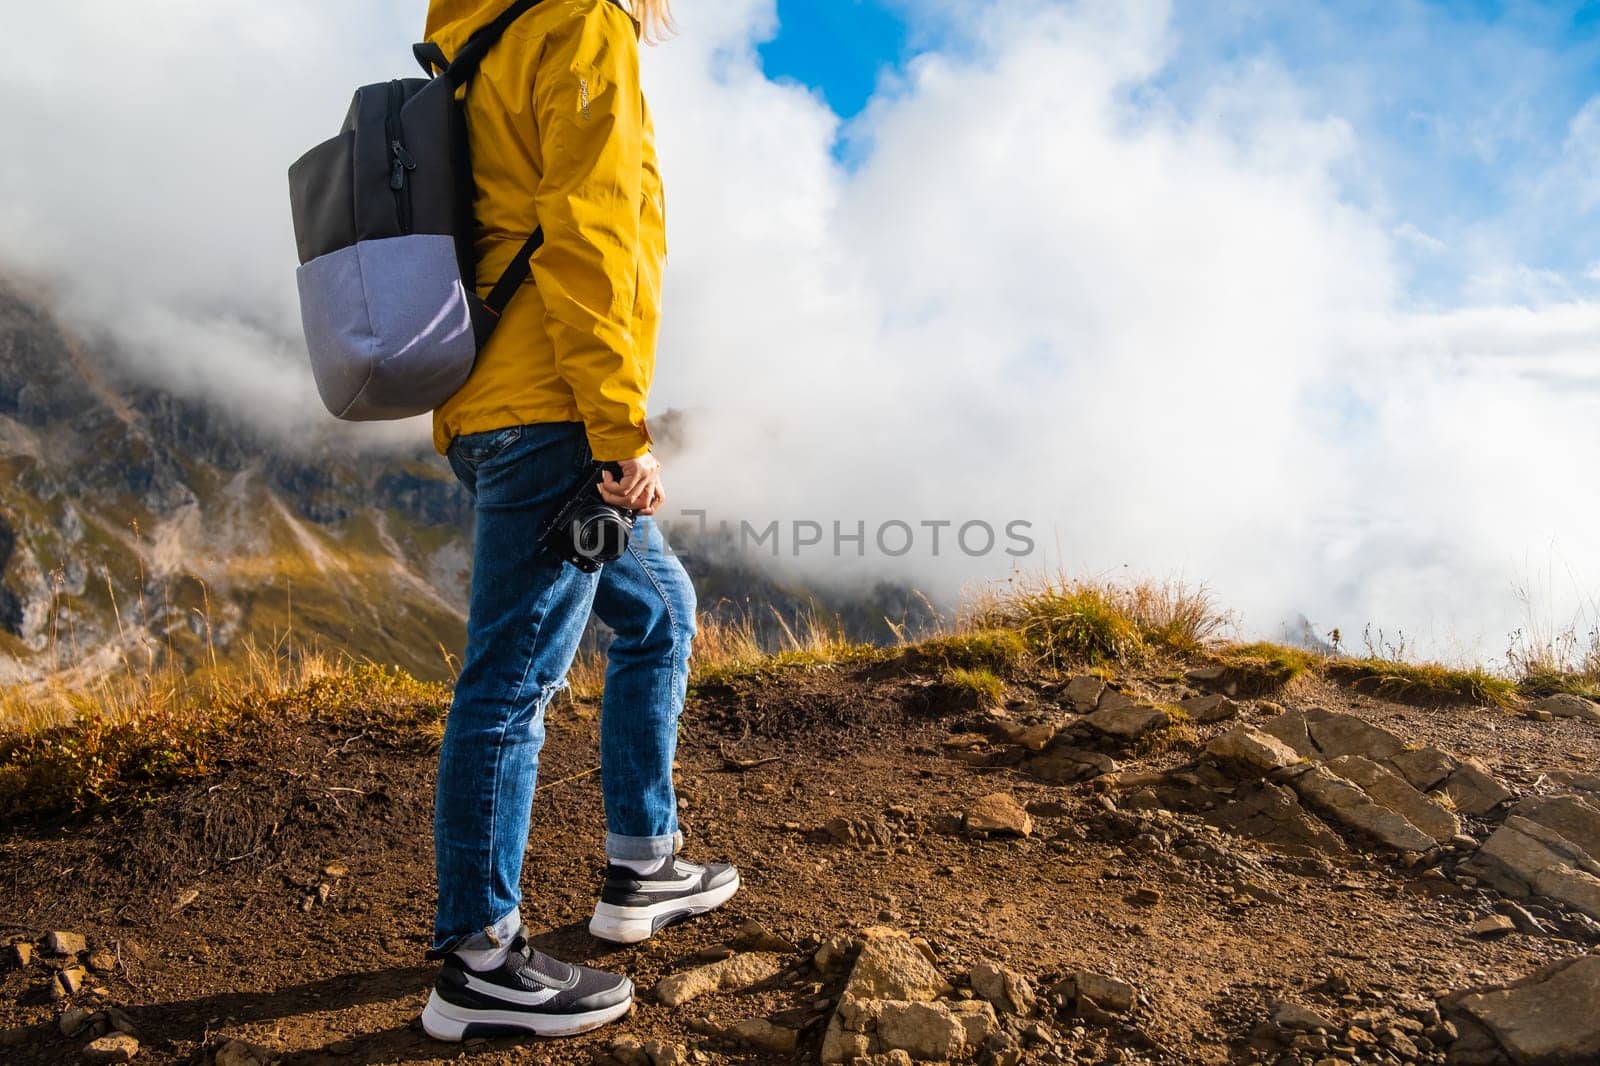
(413, 41), (450, 76)
(413, 0), (561, 334)
(480, 228), (547, 322)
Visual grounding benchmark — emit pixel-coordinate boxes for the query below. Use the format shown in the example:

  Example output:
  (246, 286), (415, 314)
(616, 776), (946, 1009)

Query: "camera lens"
(573, 506), (631, 564)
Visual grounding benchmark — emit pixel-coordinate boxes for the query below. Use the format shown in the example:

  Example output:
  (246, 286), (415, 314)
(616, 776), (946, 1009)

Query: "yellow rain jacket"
(423, 0), (663, 460)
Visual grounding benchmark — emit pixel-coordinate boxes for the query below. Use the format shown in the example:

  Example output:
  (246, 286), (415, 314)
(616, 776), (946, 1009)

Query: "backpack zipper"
(384, 80), (416, 232)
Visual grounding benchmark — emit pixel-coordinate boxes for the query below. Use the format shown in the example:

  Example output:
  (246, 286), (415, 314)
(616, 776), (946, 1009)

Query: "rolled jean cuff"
(606, 830), (682, 861)
(433, 906), (522, 956)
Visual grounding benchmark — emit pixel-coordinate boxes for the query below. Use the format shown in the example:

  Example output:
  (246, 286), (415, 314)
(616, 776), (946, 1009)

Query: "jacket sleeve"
(530, 3), (652, 461)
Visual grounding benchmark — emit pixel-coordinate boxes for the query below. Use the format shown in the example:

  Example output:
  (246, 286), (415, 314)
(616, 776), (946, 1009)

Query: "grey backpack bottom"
(296, 233), (477, 421)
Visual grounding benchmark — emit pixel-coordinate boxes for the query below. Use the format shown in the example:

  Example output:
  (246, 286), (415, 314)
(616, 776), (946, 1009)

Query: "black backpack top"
(286, 0), (550, 421)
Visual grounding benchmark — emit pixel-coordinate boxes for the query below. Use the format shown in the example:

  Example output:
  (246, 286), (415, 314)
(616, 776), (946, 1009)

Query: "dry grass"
(0, 648), (449, 821)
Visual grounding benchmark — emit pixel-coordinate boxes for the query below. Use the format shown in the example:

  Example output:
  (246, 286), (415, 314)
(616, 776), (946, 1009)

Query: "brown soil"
(2, 660), (1597, 1065)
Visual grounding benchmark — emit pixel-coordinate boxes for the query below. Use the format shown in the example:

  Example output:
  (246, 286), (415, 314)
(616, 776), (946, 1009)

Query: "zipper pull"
(389, 140), (417, 191)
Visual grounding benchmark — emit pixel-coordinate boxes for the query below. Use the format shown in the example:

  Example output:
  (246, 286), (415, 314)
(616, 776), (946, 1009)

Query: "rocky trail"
(3, 655), (1600, 1065)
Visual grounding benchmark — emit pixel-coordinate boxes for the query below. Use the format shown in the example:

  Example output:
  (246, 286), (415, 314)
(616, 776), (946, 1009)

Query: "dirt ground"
(2, 660), (1597, 1065)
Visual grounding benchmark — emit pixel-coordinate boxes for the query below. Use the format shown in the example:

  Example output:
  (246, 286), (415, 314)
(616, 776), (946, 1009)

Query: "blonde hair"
(629, 0), (676, 44)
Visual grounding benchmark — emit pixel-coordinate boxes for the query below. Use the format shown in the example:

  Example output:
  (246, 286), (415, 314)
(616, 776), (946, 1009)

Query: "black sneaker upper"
(600, 856), (739, 908)
(434, 934), (632, 1014)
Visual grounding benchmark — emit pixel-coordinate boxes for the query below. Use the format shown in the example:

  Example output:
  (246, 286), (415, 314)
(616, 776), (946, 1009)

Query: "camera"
(540, 461), (637, 573)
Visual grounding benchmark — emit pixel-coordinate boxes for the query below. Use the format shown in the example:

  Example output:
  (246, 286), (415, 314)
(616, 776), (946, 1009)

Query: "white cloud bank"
(1, 0), (1595, 661)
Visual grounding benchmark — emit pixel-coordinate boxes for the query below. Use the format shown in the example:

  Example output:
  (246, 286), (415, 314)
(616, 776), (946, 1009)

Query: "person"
(417, 0), (738, 1043)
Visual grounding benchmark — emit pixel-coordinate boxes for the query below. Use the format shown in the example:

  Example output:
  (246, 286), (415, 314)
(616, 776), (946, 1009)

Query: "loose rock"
(1084, 702), (1170, 739)
(1441, 761), (1514, 817)
(1531, 693), (1600, 724)
(1273, 1001), (1336, 1032)
(1443, 954), (1600, 1065)
(1055, 970), (1135, 1013)
(1387, 746), (1458, 791)
(1289, 764), (1437, 853)
(728, 1018), (798, 1053)
(964, 793), (1033, 837)
(968, 960), (1035, 1015)
(54, 965), (88, 997)
(7, 942), (31, 969)
(1065, 675), (1107, 711)
(213, 1039), (276, 1066)
(654, 952), (781, 1007)
(1468, 914), (1516, 938)
(1180, 693), (1240, 723)
(82, 1033), (139, 1063)
(59, 1006), (93, 1037)
(45, 931), (86, 957)
(1206, 725), (1303, 773)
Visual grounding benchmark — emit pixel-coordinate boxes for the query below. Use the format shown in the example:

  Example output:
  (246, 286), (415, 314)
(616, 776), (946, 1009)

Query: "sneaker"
(588, 856), (741, 944)
(420, 933), (634, 1041)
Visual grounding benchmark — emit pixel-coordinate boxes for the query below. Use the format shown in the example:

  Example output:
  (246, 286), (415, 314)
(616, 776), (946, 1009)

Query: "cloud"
(2, 0), (1596, 660)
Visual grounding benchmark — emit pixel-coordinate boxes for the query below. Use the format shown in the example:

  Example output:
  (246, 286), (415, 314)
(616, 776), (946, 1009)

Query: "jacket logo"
(580, 78), (591, 119)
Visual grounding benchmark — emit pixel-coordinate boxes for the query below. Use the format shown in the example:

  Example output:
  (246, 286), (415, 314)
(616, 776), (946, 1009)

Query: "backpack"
(287, 0), (549, 421)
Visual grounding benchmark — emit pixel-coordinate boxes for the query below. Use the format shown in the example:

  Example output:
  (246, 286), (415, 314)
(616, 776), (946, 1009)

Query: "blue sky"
(759, 0), (1600, 306)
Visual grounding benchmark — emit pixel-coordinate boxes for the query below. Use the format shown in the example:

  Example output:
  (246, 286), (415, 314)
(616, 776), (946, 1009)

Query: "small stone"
(7, 942), (31, 968)
(733, 919), (799, 953)
(813, 933), (857, 974)
(654, 953), (781, 1007)
(316, 883), (332, 905)
(214, 1038), (275, 1066)
(323, 862), (349, 878)
(1273, 1001), (1336, 1032)
(173, 889), (199, 912)
(45, 931), (87, 957)
(1065, 675), (1107, 711)
(87, 949), (118, 973)
(642, 1040), (688, 1066)
(1206, 726), (1303, 772)
(1532, 694), (1600, 723)
(82, 1033), (139, 1063)
(1057, 970), (1135, 1013)
(1084, 702), (1170, 739)
(1130, 887), (1162, 906)
(727, 1018), (798, 1053)
(1441, 762), (1514, 817)
(969, 960), (1036, 1014)
(964, 793), (1033, 837)
(59, 1006), (94, 1037)
(1180, 693), (1240, 723)
(54, 965), (88, 997)
(840, 928), (952, 1001)
(1469, 914), (1516, 938)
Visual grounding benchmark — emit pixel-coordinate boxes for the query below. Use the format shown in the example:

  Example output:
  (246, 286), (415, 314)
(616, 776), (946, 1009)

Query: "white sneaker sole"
(420, 988), (633, 1041)
(588, 874), (742, 944)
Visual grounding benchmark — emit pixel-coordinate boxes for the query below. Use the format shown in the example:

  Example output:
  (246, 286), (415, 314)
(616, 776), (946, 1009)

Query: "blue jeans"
(433, 422), (696, 952)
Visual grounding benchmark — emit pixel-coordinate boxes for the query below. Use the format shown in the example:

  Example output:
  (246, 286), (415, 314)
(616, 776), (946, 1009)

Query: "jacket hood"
(424, 0), (514, 56)
(425, 1), (637, 57)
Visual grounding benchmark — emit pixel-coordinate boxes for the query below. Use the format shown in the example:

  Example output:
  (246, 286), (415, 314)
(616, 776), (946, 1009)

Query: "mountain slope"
(0, 281), (472, 684)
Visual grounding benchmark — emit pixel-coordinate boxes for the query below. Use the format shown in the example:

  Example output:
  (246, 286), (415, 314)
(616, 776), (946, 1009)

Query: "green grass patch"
(689, 642), (887, 690)
(900, 629), (1029, 677)
(1326, 658), (1518, 708)
(992, 585), (1146, 667)
(940, 666), (1005, 711)
(1214, 642), (1321, 696)
(1516, 670), (1600, 702)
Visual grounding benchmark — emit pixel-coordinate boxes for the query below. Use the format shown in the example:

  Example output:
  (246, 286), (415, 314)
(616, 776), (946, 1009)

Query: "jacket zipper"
(385, 80), (416, 232)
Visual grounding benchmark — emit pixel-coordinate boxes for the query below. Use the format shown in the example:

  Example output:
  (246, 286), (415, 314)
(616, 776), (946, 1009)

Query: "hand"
(599, 453), (665, 516)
